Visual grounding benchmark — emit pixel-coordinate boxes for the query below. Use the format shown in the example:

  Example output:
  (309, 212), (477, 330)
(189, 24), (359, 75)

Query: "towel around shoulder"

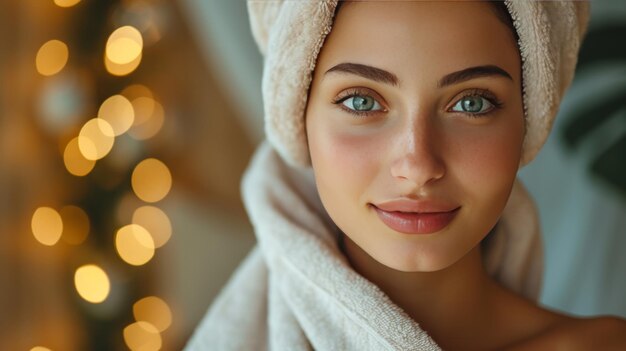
(185, 142), (544, 350)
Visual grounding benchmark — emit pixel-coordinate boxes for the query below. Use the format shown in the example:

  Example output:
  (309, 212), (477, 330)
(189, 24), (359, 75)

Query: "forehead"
(317, 1), (520, 86)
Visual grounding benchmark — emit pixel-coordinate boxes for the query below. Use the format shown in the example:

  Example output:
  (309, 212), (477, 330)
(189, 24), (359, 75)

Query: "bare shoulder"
(507, 315), (626, 351)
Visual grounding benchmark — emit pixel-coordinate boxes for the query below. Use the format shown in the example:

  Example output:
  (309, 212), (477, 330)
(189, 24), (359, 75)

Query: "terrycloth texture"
(185, 141), (544, 351)
(248, 0), (590, 167)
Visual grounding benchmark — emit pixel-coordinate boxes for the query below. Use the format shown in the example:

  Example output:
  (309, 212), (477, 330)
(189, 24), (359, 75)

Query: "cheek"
(308, 122), (382, 204)
(449, 114), (524, 215)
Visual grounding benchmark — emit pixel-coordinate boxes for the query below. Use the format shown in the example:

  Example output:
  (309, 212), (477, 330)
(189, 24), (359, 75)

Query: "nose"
(390, 118), (446, 188)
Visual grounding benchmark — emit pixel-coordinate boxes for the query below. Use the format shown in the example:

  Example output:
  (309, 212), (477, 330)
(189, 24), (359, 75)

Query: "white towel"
(185, 141), (544, 350)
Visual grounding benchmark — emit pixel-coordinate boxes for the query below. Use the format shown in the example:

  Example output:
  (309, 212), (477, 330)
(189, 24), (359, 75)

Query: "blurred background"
(0, 0), (623, 350)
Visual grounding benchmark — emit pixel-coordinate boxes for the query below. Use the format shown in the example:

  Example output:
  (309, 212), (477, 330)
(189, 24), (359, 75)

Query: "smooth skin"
(304, 1), (626, 350)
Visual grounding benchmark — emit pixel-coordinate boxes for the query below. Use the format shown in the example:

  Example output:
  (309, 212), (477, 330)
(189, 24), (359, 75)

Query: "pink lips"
(371, 199), (460, 235)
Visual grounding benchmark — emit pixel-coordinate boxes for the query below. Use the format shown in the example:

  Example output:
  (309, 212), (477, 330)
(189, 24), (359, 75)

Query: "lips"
(371, 199), (460, 235)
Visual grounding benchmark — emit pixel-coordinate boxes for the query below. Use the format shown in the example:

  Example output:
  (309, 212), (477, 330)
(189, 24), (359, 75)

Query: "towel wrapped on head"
(249, 0), (589, 168)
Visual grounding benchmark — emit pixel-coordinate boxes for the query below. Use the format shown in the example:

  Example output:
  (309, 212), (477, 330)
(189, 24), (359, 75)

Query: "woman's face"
(305, 1), (524, 272)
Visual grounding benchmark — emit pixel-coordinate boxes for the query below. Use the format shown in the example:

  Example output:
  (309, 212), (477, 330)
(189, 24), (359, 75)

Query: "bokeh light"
(105, 26), (143, 76)
(78, 118), (115, 160)
(31, 207), (63, 246)
(63, 137), (96, 176)
(133, 296), (172, 332)
(105, 52), (142, 77)
(132, 206), (171, 248)
(30, 347), (52, 351)
(129, 96), (155, 126)
(36, 39), (69, 76)
(131, 158), (172, 203)
(106, 26), (143, 65)
(115, 224), (155, 266)
(54, 0), (81, 7)
(98, 94), (135, 136)
(121, 84), (153, 101)
(74, 264), (110, 303)
(128, 98), (165, 140)
(123, 321), (162, 351)
(59, 205), (90, 245)
(120, 84), (166, 139)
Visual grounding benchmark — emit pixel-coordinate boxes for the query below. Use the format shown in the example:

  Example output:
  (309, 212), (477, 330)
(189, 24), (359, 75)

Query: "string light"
(74, 264), (111, 303)
(54, 0), (81, 8)
(32, 1), (174, 347)
(98, 95), (135, 136)
(63, 137), (96, 176)
(78, 118), (115, 160)
(129, 96), (155, 126)
(105, 26), (143, 76)
(121, 84), (153, 101)
(106, 26), (143, 65)
(31, 207), (63, 246)
(121, 84), (165, 140)
(131, 158), (172, 203)
(123, 321), (162, 351)
(36, 40), (69, 76)
(105, 53), (142, 77)
(115, 224), (155, 266)
(128, 98), (165, 140)
(132, 206), (171, 248)
(30, 347), (52, 351)
(133, 296), (172, 332)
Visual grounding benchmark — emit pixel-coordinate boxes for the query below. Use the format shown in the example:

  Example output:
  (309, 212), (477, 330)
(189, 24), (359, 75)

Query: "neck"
(341, 232), (497, 345)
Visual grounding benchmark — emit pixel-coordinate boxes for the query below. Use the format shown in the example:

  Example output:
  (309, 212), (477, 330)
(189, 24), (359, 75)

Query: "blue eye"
(451, 95), (495, 115)
(341, 95), (383, 113)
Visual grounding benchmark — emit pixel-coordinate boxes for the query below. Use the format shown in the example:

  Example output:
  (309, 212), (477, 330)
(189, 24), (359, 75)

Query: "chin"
(369, 240), (464, 273)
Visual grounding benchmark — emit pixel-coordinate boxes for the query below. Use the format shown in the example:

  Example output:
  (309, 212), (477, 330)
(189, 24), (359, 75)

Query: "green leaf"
(561, 88), (626, 148)
(577, 24), (626, 69)
(590, 135), (626, 197)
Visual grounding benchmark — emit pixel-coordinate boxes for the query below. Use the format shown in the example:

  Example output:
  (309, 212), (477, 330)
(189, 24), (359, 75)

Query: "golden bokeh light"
(31, 207), (63, 246)
(115, 224), (155, 266)
(36, 39), (69, 76)
(130, 96), (156, 126)
(63, 137), (96, 176)
(78, 118), (115, 160)
(30, 347), (52, 351)
(54, 0), (81, 7)
(133, 296), (172, 332)
(106, 26), (143, 65)
(123, 321), (162, 351)
(131, 158), (172, 203)
(74, 264), (110, 303)
(128, 98), (165, 140)
(132, 206), (172, 248)
(121, 84), (153, 101)
(98, 95), (135, 136)
(105, 52), (142, 77)
(59, 205), (90, 245)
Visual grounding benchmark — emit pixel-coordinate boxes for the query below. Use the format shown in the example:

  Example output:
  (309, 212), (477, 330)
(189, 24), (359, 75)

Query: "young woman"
(186, 1), (626, 350)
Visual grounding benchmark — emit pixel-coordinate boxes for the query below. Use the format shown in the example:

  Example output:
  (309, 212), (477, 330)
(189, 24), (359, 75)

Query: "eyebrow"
(325, 62), (399, 86)
(324, 62), (513, 88)
(437, 65), (513, 88)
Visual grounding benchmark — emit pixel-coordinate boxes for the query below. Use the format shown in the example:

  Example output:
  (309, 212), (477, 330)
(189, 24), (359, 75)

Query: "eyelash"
(331, 88), (385, 118)
(453, 89), (504, 117)
(331, 88), (504, 118)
